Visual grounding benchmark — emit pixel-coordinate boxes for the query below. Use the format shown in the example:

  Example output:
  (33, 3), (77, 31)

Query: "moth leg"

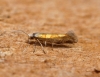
(36, 39), (46, 54)
(33, 40), (37, 53)
(51, 43), (54, 51)
(44, 41), (47, 47)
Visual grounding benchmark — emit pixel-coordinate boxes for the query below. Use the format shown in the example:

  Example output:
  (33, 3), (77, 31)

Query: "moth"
(0, 30), (78, 54)
(28, 31), (78, 54)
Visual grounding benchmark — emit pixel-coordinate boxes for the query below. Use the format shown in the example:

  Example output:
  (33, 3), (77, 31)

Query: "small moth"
(28, 31), (78, 54)
(0, 30), (78, 54)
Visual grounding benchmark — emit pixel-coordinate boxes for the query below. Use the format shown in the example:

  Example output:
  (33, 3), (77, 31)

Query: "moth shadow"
(28, 41), (74, 48)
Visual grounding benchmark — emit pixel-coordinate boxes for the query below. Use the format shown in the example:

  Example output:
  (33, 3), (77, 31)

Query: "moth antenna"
(13, 30), (30, 43)
(0, 30), (30, 52)
(12, 30), (30, 52)
(0, 30), (30, 43)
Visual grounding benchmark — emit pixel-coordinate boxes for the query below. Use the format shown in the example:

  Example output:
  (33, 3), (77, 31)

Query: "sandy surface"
(0, 0), (100, 77)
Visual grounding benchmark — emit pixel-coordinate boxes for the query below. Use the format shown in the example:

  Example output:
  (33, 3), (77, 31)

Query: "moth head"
(29, 33), (37, 39)
(67, 31), (78, 43)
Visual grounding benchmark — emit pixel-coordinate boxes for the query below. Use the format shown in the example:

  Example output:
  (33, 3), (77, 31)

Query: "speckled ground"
(0, 0), (100, 77)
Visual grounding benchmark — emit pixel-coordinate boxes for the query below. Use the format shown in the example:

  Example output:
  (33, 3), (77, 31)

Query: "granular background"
(0, 0), (100, 77)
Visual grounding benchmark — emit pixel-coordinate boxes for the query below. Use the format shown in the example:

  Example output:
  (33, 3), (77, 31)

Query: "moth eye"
(28, 33), (34, 39)
(30, 36), (34, 39)
(33, 33), (36, 36)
